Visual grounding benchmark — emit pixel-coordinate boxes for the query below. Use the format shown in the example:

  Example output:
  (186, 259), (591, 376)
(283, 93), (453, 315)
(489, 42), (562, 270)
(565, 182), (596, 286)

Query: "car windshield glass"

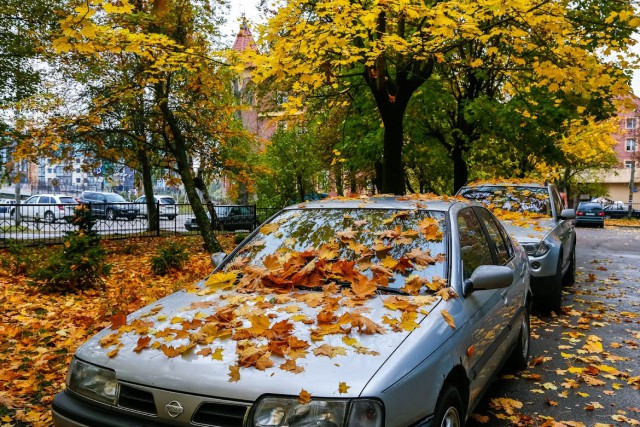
(580, 203), (601, 210)
(105, 194), (127, 202)
(223, 208), (448, 292)
(59, 197), (77, 204)
(459, 185), (552, 217)
(159, 197), (176, 204)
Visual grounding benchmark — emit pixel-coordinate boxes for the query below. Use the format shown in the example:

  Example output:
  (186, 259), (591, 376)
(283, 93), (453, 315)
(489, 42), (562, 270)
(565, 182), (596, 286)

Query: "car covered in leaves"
(457, 181), (576, 312)
(52, 195), (530, 427)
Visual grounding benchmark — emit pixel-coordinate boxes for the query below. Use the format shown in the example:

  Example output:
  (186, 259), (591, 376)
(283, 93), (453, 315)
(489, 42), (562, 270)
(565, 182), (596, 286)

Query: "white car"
(134, 195), (178, 220)
(18, 194), (78, 223)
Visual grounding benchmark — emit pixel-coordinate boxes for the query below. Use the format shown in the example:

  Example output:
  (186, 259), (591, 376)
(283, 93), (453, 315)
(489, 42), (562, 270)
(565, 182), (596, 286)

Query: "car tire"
(509, 303), (530, 371)
(562, 242), (576, 286)
(44, 211), (56, 223)
(549, 256), (563, 313)
(433, 383), (465, 427)
(167, 215), (176, 220)
(106, 209), (115, 221)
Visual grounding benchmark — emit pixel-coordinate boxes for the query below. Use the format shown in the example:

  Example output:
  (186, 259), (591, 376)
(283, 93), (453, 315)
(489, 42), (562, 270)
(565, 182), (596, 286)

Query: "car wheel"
(549, 256), (563, 313)
(562, 242), (576, 286)
(167, 215), (176, 220)
(44, 211), (56, 223)
(106, 209), (115, 221)
(509, 303), (530, 370)
(433, 383), (464, 427)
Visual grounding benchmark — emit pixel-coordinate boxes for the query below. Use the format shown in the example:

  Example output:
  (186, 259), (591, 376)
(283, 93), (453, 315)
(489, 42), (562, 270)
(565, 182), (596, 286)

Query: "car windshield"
(222, 208), (448, 292)
(459, 185), (552, 217)
(105, 194), (127, 203)
(159, 197), (176, 204)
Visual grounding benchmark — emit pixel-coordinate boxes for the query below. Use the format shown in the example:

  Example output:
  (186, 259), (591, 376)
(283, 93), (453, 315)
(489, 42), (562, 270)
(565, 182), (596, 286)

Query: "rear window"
(59, 197), (77, 204)
(105, 194), (127, 202)
(579, 203), (602, 210)
(223, 208), (448, 292)
(459, 185), (552, 217)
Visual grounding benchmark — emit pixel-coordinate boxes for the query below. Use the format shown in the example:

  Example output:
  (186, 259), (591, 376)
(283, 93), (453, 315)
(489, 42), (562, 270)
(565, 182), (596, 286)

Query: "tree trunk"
(334, 164), (343, 196)
(296, 174), (305, 202)
(452, 144), (469, 194)
(155, 81), (221, 253)
(381, 115), (405, 194)
(137, 148), (158, 232)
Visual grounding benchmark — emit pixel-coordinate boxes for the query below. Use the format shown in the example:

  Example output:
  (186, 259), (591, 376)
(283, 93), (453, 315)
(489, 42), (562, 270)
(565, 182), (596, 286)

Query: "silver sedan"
(52, 195), (530, 427)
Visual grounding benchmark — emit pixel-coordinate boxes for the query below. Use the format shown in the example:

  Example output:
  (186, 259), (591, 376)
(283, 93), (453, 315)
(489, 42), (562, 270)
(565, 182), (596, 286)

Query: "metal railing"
(0, 202), (282, 248)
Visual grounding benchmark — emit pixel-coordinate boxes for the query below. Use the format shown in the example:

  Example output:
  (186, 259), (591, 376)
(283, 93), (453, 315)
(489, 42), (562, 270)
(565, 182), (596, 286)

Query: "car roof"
(32, 194), (73, 197)
(462, 180), (547, 189)
(283, 194), (470, 212)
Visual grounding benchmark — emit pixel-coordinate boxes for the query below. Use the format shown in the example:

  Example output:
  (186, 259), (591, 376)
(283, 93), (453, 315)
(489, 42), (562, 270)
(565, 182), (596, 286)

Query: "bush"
(30, 205), (111, 292)
(150, 239), (189, 276)
(234, 233), (248, 245)
(1, 241), (47, 275)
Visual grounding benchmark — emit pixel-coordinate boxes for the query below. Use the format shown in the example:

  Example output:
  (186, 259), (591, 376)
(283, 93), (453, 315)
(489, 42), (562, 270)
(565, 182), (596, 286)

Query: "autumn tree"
(19, 0), (251, 253)
(249, 0), (639, 195)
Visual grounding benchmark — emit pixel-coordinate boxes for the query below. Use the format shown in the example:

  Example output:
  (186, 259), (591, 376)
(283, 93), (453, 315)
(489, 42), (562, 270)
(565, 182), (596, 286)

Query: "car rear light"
(57, 205), (64, 210)
(597, 212), (605, 217)
(576, 211), (584, 216)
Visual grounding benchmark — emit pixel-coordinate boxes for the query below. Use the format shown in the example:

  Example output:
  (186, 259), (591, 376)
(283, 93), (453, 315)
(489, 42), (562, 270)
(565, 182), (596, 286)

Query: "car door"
(137, 197), (147, 216)
(21, 196), (41, 219)
(457, 207), (513, 406)
(550, 186), (574, 271)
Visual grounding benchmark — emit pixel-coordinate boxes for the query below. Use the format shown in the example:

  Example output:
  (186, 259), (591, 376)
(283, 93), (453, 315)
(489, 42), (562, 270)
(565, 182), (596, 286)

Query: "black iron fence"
(0, 202), (281, 248)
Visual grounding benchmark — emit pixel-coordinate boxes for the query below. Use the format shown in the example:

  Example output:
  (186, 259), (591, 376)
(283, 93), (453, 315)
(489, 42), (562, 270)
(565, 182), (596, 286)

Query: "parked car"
(575, 202), (605, 227)
(133, 195), (178, 220)
(602, 202), (640, 219)
(52, 195), (530, 427)
(457, 181), (576, 312)
(17, 194), (78, 223)
(184, 205), (256, 232)
(78, 191), (139, 220)
(0, 204), (15, 220)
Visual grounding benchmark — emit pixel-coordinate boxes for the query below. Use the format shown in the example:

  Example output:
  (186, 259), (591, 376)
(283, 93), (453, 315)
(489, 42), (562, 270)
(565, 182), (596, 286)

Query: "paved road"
(468, 225), (640, 426)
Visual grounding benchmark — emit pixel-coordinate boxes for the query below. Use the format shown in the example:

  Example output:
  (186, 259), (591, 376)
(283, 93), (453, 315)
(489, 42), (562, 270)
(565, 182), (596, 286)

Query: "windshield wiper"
(330, 279), (410, 296)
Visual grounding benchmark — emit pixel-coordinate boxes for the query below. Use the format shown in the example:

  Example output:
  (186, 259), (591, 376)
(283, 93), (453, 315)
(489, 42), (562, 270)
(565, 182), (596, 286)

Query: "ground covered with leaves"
(0, 235), (237, 426)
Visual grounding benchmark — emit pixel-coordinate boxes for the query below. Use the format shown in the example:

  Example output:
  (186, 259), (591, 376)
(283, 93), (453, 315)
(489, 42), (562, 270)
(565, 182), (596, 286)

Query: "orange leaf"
(338, 382), (350, 394)
(298, 389), (312, 404)
(109, 313), (126, 330)
(228, 365), (240, 383)
(133, 336), (151, 352)
(441, 310), (456, 329)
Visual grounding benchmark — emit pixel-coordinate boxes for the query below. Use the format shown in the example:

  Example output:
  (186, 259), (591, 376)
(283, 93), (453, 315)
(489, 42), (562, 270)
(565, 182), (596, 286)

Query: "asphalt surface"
(468, 225), (640, 426)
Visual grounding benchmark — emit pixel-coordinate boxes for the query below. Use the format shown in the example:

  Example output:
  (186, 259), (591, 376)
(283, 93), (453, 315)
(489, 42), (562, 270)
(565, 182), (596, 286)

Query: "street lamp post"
(629, 110), (638, 219)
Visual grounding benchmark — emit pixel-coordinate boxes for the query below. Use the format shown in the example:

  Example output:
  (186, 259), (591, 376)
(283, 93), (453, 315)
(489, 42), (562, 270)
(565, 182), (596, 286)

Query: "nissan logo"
(165, 400), (184, 417)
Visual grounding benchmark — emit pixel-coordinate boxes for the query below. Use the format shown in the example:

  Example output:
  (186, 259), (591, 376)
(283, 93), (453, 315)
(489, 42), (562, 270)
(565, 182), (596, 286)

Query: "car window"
(83, 192), (96, 201)
(474, 207), (512, 265)
(224, 208), (448, 291)
(105, 194), (127, 202)
(459, 185), (552, 217)
(26, 196), (38, 204)
(59, 197), (77, 204)
(160, 197), (176, 204)
(457, 208), (494, 280)
(550, 186), (563, 217)
(138, 197), (146, 203)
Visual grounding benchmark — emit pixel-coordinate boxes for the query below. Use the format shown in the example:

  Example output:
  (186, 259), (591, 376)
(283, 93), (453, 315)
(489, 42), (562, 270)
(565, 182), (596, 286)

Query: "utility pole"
(629, 109), (638, 219)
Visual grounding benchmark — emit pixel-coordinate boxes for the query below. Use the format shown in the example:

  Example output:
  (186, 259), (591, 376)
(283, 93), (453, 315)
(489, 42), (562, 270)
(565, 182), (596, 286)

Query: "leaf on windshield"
(260, 222), (280, 235)
(417, 217), (443, 241)
(405, 247), (437, 267)
(336, 228), (357, 243)
(441, 310), (456, 329)
(402, 275), (425, 295)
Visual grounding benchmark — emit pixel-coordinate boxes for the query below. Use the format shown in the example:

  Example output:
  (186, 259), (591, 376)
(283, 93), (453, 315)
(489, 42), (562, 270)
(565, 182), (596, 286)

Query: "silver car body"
(457, 182), (576, 311)
(18, 194), (78, 222)
(53, 196), (530, 427)
(134, 195), (178, 219)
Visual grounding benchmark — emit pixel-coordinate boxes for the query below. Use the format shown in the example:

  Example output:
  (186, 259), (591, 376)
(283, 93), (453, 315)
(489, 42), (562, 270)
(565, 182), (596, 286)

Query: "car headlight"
(66, 358), (118, 405)
(248, 396), (383, 427)
(522, 241), (549, 257)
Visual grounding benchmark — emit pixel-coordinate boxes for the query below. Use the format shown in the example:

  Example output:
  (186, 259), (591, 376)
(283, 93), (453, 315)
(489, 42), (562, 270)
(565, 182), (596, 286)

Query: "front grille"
(118, 384), (157, 415)
(192, 402), (248, 427)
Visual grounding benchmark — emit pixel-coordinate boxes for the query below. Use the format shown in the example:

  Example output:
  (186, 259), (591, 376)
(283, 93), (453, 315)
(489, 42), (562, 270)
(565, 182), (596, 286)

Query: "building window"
(627, 117), (637, 129)
(624, 160), (635, 168)
(625, 138), (636, 151)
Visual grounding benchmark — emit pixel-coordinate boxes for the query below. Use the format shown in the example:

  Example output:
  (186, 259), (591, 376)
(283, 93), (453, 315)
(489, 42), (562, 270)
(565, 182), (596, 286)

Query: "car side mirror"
(210, 252), (227, 269)
(560, 208), (575, 220)
(463, 265), (513, 296)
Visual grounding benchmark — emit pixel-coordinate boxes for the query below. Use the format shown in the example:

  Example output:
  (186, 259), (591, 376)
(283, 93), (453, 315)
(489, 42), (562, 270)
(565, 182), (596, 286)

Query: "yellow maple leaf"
(441, 310), (456, 329)
(298, 389), (312, 404)
(338, 382), (350, 394)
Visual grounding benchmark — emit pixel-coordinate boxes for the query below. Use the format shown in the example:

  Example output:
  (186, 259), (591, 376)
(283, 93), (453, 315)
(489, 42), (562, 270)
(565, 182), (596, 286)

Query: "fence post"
(156, 201), (160, 236)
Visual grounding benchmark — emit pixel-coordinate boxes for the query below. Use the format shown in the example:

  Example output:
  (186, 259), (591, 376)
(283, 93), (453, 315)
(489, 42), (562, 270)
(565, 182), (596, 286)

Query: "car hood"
(496, 215), (555, 244)
(76, 281), (442, 400)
